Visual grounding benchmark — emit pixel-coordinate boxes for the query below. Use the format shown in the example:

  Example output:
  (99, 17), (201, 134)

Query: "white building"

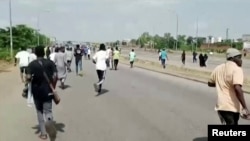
(216, 37), (222, 43)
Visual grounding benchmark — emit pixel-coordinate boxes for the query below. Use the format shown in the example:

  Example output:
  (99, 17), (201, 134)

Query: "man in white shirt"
(15, 47), (30, 83)
(28, 48), (37, 63)
(87, 47), (91, 60)
(92, 44), (109, 93)
(49, 47), (59, 63)
(65, 46), (74, 72)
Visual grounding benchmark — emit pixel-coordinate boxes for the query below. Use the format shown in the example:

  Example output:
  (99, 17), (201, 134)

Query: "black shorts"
(20, 67), (27, 74)
(130, 61), (134, 64)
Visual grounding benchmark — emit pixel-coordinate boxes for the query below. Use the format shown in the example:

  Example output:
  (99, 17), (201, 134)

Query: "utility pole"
(226, 28), (229, 40)
(176, 14), (179, 50)
(195, 17), (198, 51)
(37, 13), (40, 46)
(9, 0), (13, 59)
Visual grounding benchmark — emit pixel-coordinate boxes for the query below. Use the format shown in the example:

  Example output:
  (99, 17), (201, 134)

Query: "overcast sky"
(0, 0), (249, 42)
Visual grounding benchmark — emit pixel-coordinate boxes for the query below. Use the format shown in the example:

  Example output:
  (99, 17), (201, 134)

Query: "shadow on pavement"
(193, 137), (208, 141)
(32, 121), (66, 134)
(96, 89), (109, 97)
(58, 85), (71, 90)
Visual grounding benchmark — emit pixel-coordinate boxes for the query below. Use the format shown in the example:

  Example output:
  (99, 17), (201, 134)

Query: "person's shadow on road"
(96, 89), (109, 97)
(193, 137), (208, 141)
(58, 85), (71, 90)
(93, 83), (109, 96)
(32, 121), (66, 134)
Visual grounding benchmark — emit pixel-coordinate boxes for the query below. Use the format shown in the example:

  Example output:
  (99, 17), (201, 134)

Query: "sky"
(0, 0), (249, 42)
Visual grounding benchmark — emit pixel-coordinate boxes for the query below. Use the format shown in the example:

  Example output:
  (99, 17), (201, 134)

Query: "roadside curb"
(119, 60), (250, 94)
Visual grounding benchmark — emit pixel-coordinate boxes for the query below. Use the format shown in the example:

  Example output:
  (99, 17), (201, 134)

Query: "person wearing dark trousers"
(92, 44), (109, 93)
(181, 50), (186, 65)
(26, 46), (58, 140)
(113, 47), (120, 70)
(208, 48), (250, 125)
(74, 44), (84, 75)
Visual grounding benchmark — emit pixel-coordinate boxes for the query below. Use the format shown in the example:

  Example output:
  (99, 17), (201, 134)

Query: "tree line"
(117, 32), (243, 52)
(0, 24), (51, 60)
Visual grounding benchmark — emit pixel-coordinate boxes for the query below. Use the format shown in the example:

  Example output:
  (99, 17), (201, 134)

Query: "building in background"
(242, 34), (250, 51)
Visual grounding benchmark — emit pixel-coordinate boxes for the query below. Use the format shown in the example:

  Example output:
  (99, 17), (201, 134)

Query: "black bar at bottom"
(208, 125), (250, 140)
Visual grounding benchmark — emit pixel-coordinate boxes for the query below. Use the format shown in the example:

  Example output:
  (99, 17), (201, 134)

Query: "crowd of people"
(14, 43), (132, 140)
(13, 44), (250, 140)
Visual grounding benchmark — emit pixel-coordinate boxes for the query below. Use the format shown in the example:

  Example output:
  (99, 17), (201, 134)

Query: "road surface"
(122, 48), (250, 76)
(0, 60), (250, 141)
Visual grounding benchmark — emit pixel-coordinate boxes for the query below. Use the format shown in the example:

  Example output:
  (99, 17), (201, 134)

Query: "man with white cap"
(208, 48), (250, 125)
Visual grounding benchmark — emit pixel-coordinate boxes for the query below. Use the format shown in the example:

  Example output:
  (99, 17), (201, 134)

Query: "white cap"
(226, 48), (241, 59)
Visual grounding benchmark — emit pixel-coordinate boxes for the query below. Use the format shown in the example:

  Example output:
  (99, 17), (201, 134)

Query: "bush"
(0, 48), (17, 62)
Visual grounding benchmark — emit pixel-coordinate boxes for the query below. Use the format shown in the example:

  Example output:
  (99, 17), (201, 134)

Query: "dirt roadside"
(119, 56), (250, 93)
(0, 61), (23, 101)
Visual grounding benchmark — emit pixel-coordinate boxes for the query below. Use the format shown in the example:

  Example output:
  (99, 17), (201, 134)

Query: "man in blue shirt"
(160, 49), (168, 69)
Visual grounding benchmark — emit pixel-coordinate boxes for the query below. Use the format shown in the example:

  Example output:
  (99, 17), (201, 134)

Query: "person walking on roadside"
(93, 44), (109, 93)
(208, 48), (250, 125)
(204, 53), (208, 67)
(65, 46), (73, 72)
(109, 47), (114, 70)
(129, 49), (136, 68)
(160, 48), (168, 69)
(87, 47), (91, 60)
(15, 47), (30, 83)
(74, 44), (84, 75)
(158, 49), (162, 61)
(26, 46), (58, 140)
(181, 50), (186, 65)
(44, 46), (51, 59)
(54, 47), (68, 89)
(113, 47), (120, 70)
(193, 51), (197, 63)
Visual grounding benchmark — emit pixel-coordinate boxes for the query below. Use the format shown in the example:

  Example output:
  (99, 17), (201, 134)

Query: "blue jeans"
(75, 59), (83, 74)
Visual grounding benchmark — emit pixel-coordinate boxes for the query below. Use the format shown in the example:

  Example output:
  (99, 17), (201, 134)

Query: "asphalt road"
(121, 48), (250, 75)
(1, 59), (250, 141)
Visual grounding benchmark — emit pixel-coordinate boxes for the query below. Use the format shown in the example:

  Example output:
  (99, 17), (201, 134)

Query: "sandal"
(39, 134), (48, 140)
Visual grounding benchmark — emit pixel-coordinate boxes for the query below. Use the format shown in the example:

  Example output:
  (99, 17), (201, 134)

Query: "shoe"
(98, 89), (101, 93)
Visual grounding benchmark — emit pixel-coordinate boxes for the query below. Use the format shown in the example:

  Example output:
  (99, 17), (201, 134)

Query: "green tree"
(0, 24), (51, 60)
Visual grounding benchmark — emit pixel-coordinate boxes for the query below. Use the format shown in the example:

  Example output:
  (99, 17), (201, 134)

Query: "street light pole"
(37, 13), (40, 46)
(9, 0), (13, 59)
(195, 17), (199, 51)
(176, 14), (178, 50)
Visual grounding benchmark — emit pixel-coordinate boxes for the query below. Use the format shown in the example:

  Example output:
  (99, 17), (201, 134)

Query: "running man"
(93, 44), (109, 93)
(26, 46), (58, 140)
(54, 47), (68, 89)
(15, 47), (30, 83)
(160, 48), (168, 69)
(74, 44), (84, 75)
(65, 46), (74, 72)
(113, 47), (120, 70)
(129, 49), (136, 68)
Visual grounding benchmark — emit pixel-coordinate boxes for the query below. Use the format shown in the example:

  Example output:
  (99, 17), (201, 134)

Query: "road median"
(119, 56), (250, 94)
